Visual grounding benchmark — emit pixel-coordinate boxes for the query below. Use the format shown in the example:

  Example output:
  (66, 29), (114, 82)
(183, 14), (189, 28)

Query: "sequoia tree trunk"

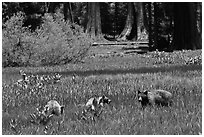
(134, 2), (147, 41)
(153, 2), (159, 49)
(86, 2), (103, 39)
(148, 2), (154, 50)
(117, 2), (137, 41)
(173, 2), (201, 50)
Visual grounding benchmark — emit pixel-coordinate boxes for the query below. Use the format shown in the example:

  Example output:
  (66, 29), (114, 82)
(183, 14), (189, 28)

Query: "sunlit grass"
(2, 68), (202, 134)
(2, 49), (202, 134)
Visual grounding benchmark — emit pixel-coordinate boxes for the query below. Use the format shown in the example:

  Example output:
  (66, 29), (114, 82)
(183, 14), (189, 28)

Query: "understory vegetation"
(2, 12), (93, 67)
(2, 50), (202, 135)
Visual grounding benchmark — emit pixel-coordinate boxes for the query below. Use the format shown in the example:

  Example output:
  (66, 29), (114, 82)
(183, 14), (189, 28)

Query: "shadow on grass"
(38, 64), (201, 77)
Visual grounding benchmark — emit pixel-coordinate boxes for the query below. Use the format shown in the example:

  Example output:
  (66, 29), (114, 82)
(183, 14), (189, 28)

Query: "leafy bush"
(33, 13), (92, 66)
(2, 12), (92, 67)
(2, 12), (36, 67)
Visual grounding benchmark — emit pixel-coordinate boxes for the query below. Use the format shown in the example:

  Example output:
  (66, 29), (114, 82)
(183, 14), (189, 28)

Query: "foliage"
(2, 2), (22, 23)
(3, 2), (44, 32)
(2, 12), (92, 67)
(2, 12), (36, 67)
(33, 13), (92, 66)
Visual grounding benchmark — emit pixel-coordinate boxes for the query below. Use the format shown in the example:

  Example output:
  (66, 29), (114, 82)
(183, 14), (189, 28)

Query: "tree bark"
(63, 3), (68, 21)
(63, 3), (74, 22)
(95, 2), (102, 36)
(117, 2), (137, 41)
(134, 2), (148, 41)
(117, 2), (148, 42)
(153, 2), (159, 49)
(68, 3), (74, 23)
(48, 2), (55, 13)
(86, 2), (102, 39)
(148, 2), (154, 50)
(143, 3), (149, 32)
(173, 2), (201, 50)
(196, 2), (202, 35)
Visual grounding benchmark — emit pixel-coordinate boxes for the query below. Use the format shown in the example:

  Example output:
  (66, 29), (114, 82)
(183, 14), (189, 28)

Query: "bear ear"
(102, 95), (105, 99)
(137, 90), (141, 94)
(60, 105), (65, 115)
(144, 90), (148, 95)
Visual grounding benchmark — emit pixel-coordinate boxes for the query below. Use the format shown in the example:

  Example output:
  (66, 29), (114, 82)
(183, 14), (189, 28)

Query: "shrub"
(2, 12), (36, 67)
(2, 12), (93, 67)
(33, 13), (92, 66)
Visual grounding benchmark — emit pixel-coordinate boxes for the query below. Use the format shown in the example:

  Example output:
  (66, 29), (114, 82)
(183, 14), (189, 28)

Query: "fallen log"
(92, 41), (148, 46)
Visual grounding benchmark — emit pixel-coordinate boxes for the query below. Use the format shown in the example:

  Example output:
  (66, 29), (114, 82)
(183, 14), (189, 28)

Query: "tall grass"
(2, 69), (202, 135)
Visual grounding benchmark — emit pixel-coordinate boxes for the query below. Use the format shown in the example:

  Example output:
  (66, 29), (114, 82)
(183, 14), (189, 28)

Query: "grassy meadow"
(2, 49), (202, 135)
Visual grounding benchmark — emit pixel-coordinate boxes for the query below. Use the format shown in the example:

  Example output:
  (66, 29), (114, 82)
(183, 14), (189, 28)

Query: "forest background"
(2, 2), (202, 67)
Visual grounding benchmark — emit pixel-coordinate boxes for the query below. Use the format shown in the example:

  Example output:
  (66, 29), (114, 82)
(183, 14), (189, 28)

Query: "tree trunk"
(63, 3), (74, 22)
(173, 2), (201, 50)
(114, 2), (118, 38)
(199, 3), (202, 35)
(86, 2), (102, 39)
(143, 3), (149, 32)
(63, 3), (68, 21)
(48, 2), (55, 13)
(68, 3), (74, 23)
(153, 2), (159, 49)
(134, 2), (147, 40)
(196, 2), (202, 35)
(117, 2), (137, 41)
(148, 2), (154, 50)
(95, 3), (102, 36)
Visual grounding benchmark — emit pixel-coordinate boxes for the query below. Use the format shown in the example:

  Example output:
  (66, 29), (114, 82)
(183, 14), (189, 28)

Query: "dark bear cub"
(138, 89), (173, 107)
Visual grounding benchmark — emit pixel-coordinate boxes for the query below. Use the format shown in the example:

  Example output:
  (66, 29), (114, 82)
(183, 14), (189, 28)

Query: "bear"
(43, 100), (65, 116)
(80, 95), (112, 119)
(85, 95), (112, 112)
(137, 89), (173, 107)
